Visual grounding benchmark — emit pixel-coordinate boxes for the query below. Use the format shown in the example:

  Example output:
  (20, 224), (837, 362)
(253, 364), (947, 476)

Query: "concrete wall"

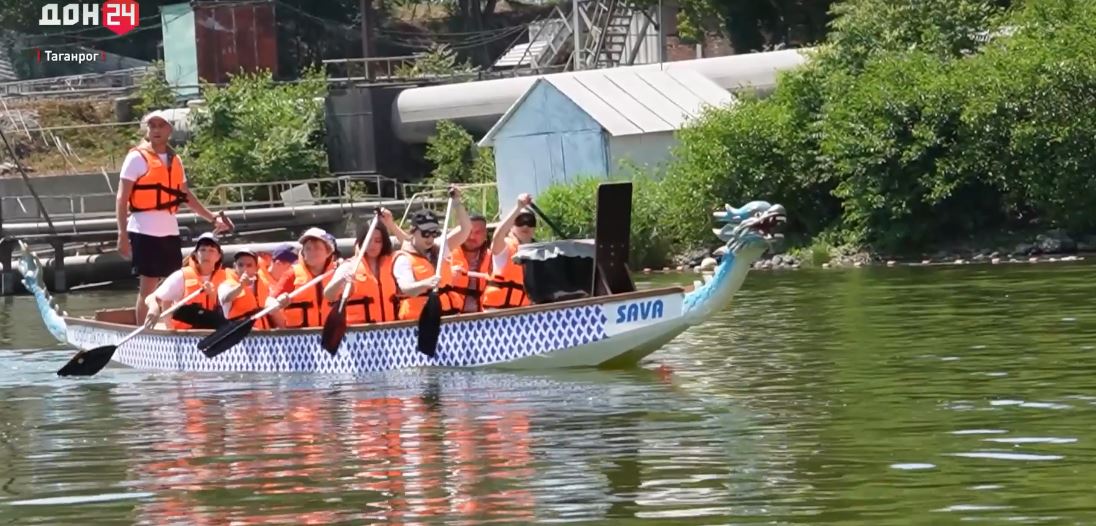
(492, 82), (609, 209)
(0, 172), (116, 222)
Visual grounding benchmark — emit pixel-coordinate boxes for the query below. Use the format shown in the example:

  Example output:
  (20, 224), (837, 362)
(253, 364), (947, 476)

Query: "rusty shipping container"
(193, 1), (278, 84)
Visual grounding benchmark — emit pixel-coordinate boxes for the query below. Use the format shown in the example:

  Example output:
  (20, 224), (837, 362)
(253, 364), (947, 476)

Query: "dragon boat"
(18, 183), (785, 375)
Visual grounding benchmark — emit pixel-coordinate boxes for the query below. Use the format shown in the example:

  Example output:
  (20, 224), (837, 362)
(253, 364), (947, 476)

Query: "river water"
(2, 263), (1096, 524)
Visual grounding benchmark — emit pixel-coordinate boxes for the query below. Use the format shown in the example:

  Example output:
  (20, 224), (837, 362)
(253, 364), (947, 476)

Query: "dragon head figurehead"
(682, 201), (787, 323)
(712, 201), (787, 256)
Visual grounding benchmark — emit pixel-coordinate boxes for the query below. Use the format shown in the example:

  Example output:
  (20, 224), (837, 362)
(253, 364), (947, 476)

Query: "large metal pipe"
(3, 198), (421, 239)
(392, 48), (811, 143)
(22, 237), (372, 292)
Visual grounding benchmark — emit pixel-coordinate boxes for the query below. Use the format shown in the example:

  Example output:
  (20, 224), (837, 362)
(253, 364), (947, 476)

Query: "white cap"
(141, 109), (174, 128)
(298, 227), (335, 251)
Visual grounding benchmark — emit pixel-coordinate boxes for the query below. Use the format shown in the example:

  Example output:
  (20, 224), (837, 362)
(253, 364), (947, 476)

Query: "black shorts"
(129, 232), (182, 278)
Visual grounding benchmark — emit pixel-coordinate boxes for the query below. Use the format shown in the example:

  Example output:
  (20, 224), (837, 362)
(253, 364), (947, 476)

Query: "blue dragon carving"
(682, 201), (786, 323)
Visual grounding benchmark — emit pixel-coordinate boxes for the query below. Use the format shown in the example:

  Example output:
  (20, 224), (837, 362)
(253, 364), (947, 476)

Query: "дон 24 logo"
(39, 0), (140, 36)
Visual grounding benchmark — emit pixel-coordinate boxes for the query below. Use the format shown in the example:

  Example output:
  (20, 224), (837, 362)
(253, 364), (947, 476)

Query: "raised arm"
(380, 207), (411, 245)
(445, 186), (472, 253)
(490, 193), (532, 255)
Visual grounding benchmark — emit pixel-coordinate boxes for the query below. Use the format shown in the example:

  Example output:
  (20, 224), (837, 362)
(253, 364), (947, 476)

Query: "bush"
(661, 0), (1096, 255)
(183, 67), (328, 189)
(423, 119), (499, 217)
(535, 175), (672, 268)
(134, 60), (175, 116)
(659, 69), (838, 252)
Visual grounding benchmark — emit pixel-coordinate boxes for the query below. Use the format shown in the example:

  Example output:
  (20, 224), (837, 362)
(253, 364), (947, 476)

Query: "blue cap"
(271, 243), (298, 263)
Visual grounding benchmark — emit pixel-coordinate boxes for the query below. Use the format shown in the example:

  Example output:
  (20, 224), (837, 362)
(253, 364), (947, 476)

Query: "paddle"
(528, 202), (567, 238)
(321, 212), (379, 355)
(199, 268), (335, 359)
(57, 286), (207, 377)
(172, 303), (227, 329)
(416, 194), (455, 358)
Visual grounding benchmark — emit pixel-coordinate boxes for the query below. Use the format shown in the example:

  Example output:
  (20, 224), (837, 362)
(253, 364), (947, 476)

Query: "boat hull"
(65, 288), (687, 374)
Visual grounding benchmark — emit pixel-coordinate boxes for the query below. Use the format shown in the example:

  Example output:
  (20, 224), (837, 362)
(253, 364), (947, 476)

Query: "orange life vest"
(396, 248), (456, 320)
(344, 254), (400, 325)
(257, 253), (275, 284)
(128, 146), (187, 213)
(222, 269), (272, 330)
(482, 237), (530, 309)
(282, 261), (335, 328)
(446, 244), (491, 313)
(170, 262), (227, 330)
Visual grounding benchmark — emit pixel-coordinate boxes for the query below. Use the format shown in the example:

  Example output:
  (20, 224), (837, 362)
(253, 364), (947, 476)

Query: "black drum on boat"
(513, 240), (596, 304)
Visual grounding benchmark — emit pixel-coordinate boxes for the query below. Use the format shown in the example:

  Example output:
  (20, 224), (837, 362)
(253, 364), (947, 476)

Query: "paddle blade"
(56, 345), (116, 377)
(173, 305), (227, 330)
(200, 318), (255, 359)
(416, 291), (442, 357)
(321, 306), (347, 356)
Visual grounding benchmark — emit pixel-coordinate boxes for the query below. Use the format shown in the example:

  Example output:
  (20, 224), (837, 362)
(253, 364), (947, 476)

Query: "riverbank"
(666, 228), (1096, 272)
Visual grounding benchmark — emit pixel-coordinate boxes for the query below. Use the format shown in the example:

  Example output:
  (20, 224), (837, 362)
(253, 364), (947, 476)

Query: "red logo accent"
(101, 0), (139, 35)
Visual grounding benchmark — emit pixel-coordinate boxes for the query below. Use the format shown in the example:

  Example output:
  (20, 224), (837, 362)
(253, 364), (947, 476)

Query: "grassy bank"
(1, 99), (137, 175)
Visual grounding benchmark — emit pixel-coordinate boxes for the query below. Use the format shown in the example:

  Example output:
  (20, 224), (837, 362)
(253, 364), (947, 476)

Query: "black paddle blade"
(56, 345), (116, 377)
(173, 304), (227, 330)
(416, 291), (442, 357)
(321, 306), (347, 356)
(200, 318), (255, 359)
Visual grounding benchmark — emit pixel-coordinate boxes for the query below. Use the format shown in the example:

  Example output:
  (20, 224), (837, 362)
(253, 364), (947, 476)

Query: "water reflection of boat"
(125, 369), (683, 524)
(22, 185), (785, 374)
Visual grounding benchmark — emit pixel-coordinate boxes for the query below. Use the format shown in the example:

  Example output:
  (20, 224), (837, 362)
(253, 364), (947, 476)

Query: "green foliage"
(819, 0), (1005, 72)
(535, 175), (672, 268)
(425, 120), (479, 184)
(394, 44), (475, 79)
(660, 73), (838, 252)
(134, 61), (175, 116)
(423, 120), (498, 217)
(661, 0), (1096, 256)
(183, 67), (328, 189)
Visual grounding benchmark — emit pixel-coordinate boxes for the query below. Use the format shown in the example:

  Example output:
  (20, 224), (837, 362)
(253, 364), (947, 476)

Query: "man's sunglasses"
(419, 230), (441, 238)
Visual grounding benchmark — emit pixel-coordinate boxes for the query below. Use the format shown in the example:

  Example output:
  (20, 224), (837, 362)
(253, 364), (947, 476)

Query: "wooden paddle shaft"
(339, 214), (378, 307)
(433, 196), (455, 282)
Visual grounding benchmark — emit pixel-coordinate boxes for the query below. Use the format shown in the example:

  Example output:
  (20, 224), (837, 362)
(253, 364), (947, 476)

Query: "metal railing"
(0, 66), (152, 96)
(397, 182), (498, 227)
(1, 174), (409, 225)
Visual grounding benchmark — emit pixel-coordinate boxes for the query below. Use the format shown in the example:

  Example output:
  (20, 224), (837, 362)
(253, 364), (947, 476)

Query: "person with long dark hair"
(324, 208), (406, 324)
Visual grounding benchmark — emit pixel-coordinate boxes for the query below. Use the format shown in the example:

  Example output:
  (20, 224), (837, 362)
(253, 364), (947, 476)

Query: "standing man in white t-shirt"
(116, 109), (232, 323)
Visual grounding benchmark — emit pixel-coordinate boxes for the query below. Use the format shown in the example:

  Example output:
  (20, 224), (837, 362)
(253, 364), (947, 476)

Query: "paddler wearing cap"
(482, 193), (537, 310)
(219, 247), (284, 330)
(117, 109), (233, 324)
(271, 227), (338, 328)
(393, 185), (473, 320)
(265, 243), (298, 282)
(143, 232), (228, 330)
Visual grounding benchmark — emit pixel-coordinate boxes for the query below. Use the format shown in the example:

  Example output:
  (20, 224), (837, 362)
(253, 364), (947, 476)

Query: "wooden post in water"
(0, 238), (15, 296)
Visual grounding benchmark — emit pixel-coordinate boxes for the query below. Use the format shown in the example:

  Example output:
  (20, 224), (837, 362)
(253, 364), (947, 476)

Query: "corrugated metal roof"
(480, 67), (734, 146)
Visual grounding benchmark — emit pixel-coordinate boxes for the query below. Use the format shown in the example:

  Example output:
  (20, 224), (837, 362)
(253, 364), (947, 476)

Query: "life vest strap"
(129, 183), (188, 212)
